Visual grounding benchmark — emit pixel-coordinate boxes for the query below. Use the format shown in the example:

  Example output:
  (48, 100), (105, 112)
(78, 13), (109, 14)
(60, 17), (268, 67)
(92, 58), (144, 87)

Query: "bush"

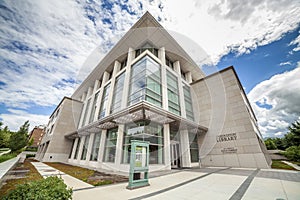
(26, 154), (36, 158)
(25, 147), (38, 152)
(0, 152), (17, 163)
(2, 176), (72, 200)
(284, 145), (300, 162)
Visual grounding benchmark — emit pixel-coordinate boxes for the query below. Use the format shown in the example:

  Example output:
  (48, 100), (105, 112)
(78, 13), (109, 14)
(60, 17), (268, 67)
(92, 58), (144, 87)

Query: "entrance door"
(170, 141), (180, 168)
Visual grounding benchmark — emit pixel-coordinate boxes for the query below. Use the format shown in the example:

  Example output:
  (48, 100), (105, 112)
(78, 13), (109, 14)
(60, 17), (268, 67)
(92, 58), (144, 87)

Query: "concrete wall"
(191, 67), (271, 168)
(40, 98), (83, 162)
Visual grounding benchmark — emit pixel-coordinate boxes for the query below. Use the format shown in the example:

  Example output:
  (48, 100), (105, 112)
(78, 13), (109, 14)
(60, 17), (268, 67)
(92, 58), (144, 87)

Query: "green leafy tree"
(9, 121), (30, 152)
(264, 138), (277, 150)
(288, 120), (300, 146)
(0, 122), (12, 148)
(284, 145), (300, 162)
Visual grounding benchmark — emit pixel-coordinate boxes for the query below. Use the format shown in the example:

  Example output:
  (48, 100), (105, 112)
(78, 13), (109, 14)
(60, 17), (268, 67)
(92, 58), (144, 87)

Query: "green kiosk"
(127, 140), (150, 189)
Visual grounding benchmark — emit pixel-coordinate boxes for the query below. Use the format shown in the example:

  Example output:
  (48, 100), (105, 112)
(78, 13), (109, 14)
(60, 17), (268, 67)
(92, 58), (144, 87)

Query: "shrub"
(284, 145), (300, 162)
(26, 154), (36, 158)
(2, 176), (72, 200)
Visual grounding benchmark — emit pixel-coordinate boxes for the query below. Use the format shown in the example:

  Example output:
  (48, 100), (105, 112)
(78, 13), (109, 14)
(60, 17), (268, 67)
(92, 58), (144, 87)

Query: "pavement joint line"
(228, 168), (260, 200)
(129, 167), (231, 200)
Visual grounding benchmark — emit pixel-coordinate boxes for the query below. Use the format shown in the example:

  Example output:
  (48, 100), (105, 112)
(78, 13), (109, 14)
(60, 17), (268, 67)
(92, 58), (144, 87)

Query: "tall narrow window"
(98, 83), (111, 119)
(103, 128), (118, 162)
(89, 92), (99, 123)
(189, 132), (199, 162)
(183, 84), (194, 121)
(128, 56), (162, 107)
(68, 139), (75, 159)
(81, 135), (90, 160)
(82, 98), (91, 126)
(111, 73), (125, 113)
(74, 137), (81, 159)
(167, 71), (180, 115)
(90, 133), (101, 161)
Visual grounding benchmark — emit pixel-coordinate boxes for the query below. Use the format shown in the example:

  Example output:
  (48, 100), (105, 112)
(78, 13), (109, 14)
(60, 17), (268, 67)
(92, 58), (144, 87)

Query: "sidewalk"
(31, 162), (92, 190)
(0, 156), (19, 180)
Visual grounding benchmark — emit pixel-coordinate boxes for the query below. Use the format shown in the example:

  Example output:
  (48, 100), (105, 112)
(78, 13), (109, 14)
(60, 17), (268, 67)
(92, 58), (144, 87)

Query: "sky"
(0, 0), (300, 138)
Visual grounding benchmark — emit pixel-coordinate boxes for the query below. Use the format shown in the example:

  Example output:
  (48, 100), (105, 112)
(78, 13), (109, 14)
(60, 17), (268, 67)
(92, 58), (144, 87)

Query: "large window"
(89, 91), (99, 123)
(128, 56), (162, 107)
(81, 135), (90, 160)
(183, 84), (194, 121)
(74, 137), (81, 159)
(167, 71), (181, 115)
(189, 132), (199, 162)
(90, 133), (101, 161)
(123, 121), (163, 164)
(103, 128), (118, 162)
(110, 73), (125, 114)
(98, 83), (111, 119)
(82, 98), (91, 126)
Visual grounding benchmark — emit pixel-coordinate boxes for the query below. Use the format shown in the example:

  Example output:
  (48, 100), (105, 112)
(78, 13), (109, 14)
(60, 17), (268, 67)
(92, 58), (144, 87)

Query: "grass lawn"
(271, 160), (297, 170)
(0, 153), (17, 163)
(45, 162), (128, 186)
(0, 159), (43, 198)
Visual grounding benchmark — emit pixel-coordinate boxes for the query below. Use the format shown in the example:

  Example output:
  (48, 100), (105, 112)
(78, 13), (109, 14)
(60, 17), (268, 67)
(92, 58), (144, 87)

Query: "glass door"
(170, 141), (180, 168)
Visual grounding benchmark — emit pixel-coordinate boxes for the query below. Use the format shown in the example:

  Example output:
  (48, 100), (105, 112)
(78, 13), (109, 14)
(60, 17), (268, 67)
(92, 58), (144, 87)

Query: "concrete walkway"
(72, 167), (300, 200)
(31, 162), (92, 190)
(0, 156), (19, 180)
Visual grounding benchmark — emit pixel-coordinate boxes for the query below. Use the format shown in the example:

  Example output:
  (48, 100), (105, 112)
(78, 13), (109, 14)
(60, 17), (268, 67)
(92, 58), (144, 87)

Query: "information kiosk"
(127, 140), (150, 189)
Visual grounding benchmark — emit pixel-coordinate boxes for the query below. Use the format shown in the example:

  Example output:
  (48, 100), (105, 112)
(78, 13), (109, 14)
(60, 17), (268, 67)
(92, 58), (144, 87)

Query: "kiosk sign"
(135, 146), (146, 168)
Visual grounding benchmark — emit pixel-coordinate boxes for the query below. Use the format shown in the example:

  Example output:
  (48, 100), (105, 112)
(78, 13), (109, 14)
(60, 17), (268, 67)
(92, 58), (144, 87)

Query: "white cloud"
(289, 31), (300, 52)
(279, 61), (292, 66)
(0, 109), (49, 132)
(248, 64), (300, 138)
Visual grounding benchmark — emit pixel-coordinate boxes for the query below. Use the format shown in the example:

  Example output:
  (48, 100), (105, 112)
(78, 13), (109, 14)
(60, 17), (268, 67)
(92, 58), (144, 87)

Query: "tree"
(9, 121), (30, 152)
(264, 138), (277, 150)
(288, 120), (300, 146)
(0, 122), (11, 148)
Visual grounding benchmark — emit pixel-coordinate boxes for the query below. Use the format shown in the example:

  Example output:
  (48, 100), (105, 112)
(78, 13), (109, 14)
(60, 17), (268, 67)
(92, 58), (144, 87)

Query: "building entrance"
(170, 141), (180, 168)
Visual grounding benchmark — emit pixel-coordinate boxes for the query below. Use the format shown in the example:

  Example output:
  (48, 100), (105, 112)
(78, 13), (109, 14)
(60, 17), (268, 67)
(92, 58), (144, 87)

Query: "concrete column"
(78, 92), (87, 128)
(88, 80), (100, 123)
(163, 124), (171, 169)
(70, 138), (79, 160)
(180, 130), (191, 168)
(77, 136), (84, 161)
(159, 47), (168, 110)
(114, 124), (124, 166)
(106, 61), (121, 116)
(83, 87), (93, 126)
(174, 61), (187, 118)
(81, 92), (87, 102)
(86, 133), (94, 162)
(98, 129), (107, 163)
(185, 71), (192, 84)
(121, 48), (134, 108)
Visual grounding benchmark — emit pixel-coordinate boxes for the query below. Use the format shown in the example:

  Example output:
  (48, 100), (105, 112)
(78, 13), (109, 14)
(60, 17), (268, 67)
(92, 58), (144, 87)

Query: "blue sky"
(0, 0), (300, 138)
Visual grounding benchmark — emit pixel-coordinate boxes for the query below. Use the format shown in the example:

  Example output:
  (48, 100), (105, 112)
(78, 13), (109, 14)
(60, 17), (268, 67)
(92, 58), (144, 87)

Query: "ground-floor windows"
(189, 132), (199, 162)
(90, 133), (101, 161)
(81, 135), (90, 160)
(122, 121), (164, 164)
(103, 128), (118, 162)
(74, 137), (81, 159)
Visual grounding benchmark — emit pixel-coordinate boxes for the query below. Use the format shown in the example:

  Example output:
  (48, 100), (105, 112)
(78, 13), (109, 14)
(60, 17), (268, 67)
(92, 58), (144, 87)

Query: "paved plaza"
(30, 162), (300, 200)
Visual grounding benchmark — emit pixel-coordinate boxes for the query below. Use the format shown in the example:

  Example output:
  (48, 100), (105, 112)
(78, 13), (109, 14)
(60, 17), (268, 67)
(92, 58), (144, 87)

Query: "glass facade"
(90, 133), (101, 161)
(98, 83), (110, 119)
(74, 137), (81, 159)
(189, 132), (199, 162)
(183, 84), (194, 121)
(128, 56), (162, 107)
(167, 71), (181, 115)
(89, 91), (99, 123)
(82, 98), (91, 126)
(110, 73), (125, 114)
(81, 135), (90, 160)
(123, 121), (163, 164)
(103, 128), (118, 162)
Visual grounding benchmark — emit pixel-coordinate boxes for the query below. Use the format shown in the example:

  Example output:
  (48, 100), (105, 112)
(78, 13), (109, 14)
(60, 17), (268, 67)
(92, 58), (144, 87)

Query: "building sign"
(216, 133), (237, 142)
(135, 146), (146, 168)
(221, 147), (237, 154)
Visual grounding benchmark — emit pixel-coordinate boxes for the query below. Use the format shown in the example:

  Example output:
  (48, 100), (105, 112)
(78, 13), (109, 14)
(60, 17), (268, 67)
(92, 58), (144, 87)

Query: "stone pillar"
(77, 136), (84, 161)
(180, 130), (191, 168)
(159, 47), (168, 110)
(86, 133), (94, 162)
(185, 71), (192, 84)
(121, 47), (134, 109)
(70, 138), (78, 160)
(98, 129), (107, 163)
(78, 92), (87, 128)
(106, 61), (121, 116)
(174, 61), (187, 118)
(163, 124), (171, 169)
(114, 124), (124, 166)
